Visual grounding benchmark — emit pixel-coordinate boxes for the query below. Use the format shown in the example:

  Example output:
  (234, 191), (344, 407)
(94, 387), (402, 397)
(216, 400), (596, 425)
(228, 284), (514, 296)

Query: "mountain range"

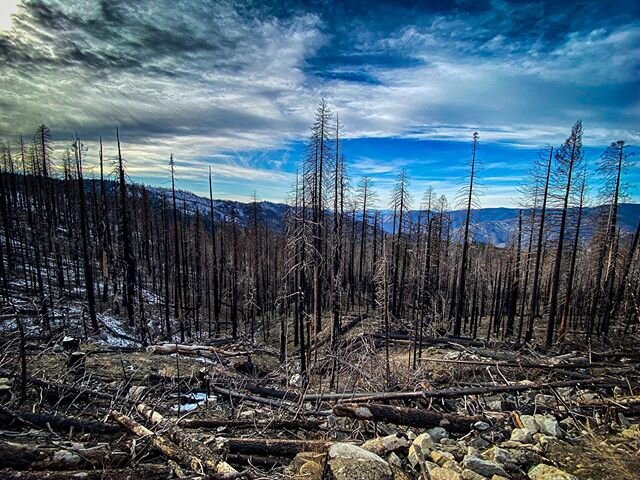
(145, 185), (639, 247)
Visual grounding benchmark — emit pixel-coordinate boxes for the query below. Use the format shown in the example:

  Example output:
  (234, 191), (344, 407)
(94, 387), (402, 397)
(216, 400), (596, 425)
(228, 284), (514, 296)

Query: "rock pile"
(286, 412), (584, 480)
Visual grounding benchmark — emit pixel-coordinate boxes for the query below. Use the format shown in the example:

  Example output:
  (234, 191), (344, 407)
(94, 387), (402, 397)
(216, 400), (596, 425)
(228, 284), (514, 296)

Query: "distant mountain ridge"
(143, 184), (639, 247)
(435, 204), (640, 246)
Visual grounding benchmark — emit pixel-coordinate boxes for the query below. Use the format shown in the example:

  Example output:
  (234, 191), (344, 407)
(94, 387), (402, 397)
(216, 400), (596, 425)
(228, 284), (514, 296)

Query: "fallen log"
(0, 465), (172, 480)
(136, 403), (237, 475)
(0, 369), (139, 406)
(225, 453), (290, 468)
(590, 351), (640, 361)
(419, 357), (634, 370)
(146, 343), (245, 357)
(210, 385), (300, 413)
(0, 406), (119, 434)
(373, 332), (508, 349)
(241, 382), (301, 402)
(343, 378), (630, 403)
(361, 433), (412, 456)
(333, 403), (482, 433)
(303, 391), (391, 402)
(109, 410), (210, 475)
(572, 396), (640, 409)
(216, 437), (336, 457)
(310, 314), (367, 351)
(180, 417), (323, 430)
(0, 440), (129, 470)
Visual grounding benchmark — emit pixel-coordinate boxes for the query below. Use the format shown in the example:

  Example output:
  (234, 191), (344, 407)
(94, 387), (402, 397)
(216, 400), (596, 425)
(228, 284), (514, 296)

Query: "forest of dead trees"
(0, 102), (638, 383)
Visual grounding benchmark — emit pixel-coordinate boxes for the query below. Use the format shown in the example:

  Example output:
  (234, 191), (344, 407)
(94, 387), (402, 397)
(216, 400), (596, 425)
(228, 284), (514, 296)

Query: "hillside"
(144, 183), (640, 246)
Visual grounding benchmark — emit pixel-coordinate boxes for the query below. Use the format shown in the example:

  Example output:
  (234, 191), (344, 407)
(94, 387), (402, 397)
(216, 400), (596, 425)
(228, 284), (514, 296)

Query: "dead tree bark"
(333, 403), (482, 433)
(454, 132), (479, 337)
(74, 137), (99, 332)
(116, 128), (136, 328)
(135, 403), (236, 475)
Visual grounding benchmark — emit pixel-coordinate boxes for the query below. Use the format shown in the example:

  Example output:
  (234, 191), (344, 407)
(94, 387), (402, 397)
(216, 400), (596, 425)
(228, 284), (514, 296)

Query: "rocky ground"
(289, 413), (640, 480)
(0, 310), (639, 480)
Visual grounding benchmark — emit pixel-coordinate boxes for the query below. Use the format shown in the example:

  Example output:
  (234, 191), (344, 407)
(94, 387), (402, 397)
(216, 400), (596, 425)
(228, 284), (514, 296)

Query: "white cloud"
(0, 1), (637, 207)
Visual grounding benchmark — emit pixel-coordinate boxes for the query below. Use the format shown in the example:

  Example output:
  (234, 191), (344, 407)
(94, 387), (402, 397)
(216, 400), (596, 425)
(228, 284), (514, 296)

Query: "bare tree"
(454, 132), (479, 337)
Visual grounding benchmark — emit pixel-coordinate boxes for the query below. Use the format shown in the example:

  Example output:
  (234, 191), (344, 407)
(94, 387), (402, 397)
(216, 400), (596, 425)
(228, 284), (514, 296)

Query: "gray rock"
(443, 460), (463, 473)
(326, 443), (393, 480)
(618, 413), (631, 428)
(461, 469), (489, 480)
(481, 446), (530, 473)
(0, 377), (12, 393)
(462, 455), (508, 478)
(473, 421), (491, 432)
(430, 449), (456, 466)
(528, 464), (577, 480)
(289, 373), (304, 388)
(362, 433), (412, 456)
(429, 465), (463, 480)
(387, 452), (402, 468)
(408, 432), (434, 468)
(533, 414), (562, 438)
(469, 437), (490, 450)
(481, 446), (513, 465)
(484, 395), (503, 411)
(509, 428), (533, 444)
(427, 426), (450, 444)
(532, 433), (553, 447)
(519, 415), (539, 434)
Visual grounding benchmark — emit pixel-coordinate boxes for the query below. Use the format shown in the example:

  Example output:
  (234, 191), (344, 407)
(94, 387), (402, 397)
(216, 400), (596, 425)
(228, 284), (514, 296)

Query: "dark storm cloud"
(1, 0), (242, 73)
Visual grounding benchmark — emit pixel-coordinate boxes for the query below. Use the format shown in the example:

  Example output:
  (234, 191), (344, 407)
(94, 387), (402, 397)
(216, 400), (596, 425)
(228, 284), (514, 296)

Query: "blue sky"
(0, 0), (638, 206)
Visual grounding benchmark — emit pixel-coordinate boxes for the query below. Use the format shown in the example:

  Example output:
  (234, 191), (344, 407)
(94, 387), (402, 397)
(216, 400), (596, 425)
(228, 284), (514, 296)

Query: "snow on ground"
(170, 392), (211, 412)
(96, 313), (140, 348)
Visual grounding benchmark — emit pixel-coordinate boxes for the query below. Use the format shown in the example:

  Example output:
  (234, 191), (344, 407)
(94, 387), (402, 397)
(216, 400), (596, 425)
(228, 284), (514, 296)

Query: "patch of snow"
(96, 313), (139, 348)
(170, 392), (212, 412)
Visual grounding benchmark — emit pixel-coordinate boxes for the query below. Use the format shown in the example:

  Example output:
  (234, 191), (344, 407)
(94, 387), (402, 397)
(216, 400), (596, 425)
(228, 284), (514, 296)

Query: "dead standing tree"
(454, 132), (479, 337)
(546, 121), (583, 347)
(116, 127), (137, 329)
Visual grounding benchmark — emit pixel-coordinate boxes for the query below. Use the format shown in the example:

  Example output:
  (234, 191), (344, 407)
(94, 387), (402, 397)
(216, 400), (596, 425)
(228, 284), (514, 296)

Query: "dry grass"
(543, 424), (640, 480)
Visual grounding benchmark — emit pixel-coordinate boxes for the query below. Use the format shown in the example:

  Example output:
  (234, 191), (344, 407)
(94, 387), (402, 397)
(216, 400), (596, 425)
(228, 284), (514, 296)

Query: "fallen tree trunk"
(333, 403), (483, 433)
(136, 403), (237, 475)
(310, 314), (367, 352)
(180, 417), (323, 430)
(216, 437), (336, 457)
(109, 410), (211, 475)
(0, 465), (172, 479)
(0, 405), (119, 434)
(0, 369), (139, 406)
(373, 332), (509, 349)
(211, 385), (299, 413)
(420, 357), (633, 370)
(573, 396), (640, 409)
(146, 343), (245, 357)
(241, 382), (301, 402)
(0, 440), (129, 470)
(342, 378), (630, 403)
